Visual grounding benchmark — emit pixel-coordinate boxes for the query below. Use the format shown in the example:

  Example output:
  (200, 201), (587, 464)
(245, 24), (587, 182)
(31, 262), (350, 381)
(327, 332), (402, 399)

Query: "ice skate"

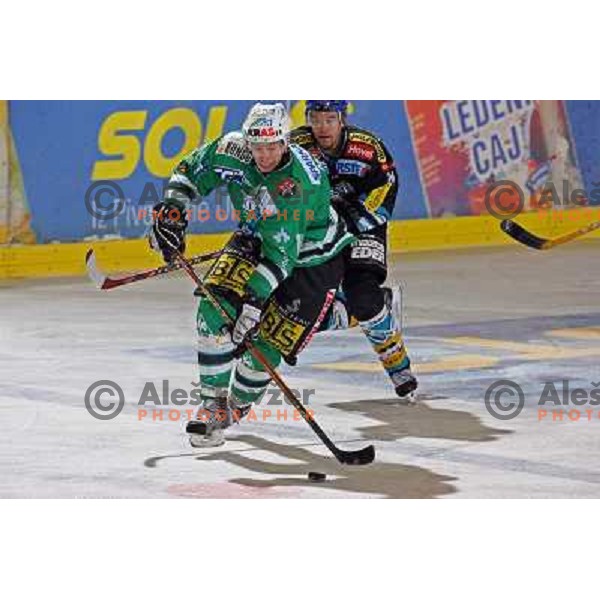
(390, 367), (418, 404)
(186, 395), (252, 448)
(186, 394), (231, 448)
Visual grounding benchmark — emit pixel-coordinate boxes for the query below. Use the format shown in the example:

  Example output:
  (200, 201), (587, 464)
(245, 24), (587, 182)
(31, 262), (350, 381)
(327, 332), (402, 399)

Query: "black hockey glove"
(229, 227), (262, 260)
(330, 181), (363, 227)
(149, 201), (188, 263)
(330, 181), (357, 211)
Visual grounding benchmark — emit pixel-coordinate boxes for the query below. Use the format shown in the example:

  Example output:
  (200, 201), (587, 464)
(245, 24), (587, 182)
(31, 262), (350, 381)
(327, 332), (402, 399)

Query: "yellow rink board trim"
(0, 233), (230, 280)
(1, 208), (600, 280)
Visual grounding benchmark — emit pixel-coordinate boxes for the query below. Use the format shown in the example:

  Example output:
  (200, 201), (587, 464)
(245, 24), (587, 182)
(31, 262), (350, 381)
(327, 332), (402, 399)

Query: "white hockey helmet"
(242, 103), (290, 145)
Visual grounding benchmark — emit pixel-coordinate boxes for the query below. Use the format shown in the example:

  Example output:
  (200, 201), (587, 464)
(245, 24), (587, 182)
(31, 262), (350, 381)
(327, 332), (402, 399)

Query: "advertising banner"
(405, 100), (583, 217)
(4, 100), (600, 244)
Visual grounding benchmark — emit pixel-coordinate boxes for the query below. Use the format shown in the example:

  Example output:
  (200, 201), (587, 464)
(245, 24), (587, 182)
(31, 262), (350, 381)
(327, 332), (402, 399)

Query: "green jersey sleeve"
(164, 133), (252, 208)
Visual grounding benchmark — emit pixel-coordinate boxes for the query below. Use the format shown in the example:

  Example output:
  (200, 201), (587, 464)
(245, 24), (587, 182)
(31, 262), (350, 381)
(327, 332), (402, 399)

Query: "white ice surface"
(2, 244), (600, 498)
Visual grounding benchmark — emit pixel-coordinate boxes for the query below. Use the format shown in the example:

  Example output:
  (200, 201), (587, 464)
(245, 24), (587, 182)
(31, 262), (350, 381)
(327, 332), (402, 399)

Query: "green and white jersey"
(165, 132), (355, 300)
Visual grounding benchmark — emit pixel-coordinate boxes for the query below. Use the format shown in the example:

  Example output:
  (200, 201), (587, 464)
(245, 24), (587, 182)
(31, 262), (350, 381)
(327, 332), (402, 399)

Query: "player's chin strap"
(173, 250), (375, 466)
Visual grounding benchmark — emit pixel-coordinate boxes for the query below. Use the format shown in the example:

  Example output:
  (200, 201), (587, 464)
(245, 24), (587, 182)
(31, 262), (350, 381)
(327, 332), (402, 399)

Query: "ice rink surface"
(1, 241), (600, 498)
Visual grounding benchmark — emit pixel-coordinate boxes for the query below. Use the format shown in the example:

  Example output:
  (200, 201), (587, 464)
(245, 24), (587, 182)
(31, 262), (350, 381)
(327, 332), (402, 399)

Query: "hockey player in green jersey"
(149, 103), (354, 447)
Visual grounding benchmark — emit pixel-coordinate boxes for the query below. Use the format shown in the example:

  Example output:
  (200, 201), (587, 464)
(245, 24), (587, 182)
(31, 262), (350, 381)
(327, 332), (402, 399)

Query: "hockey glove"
(149, 202), (188, 263)
(331, 181), (364, 226)
(230, 227), (262, 260)
(331, 181), (356, 210)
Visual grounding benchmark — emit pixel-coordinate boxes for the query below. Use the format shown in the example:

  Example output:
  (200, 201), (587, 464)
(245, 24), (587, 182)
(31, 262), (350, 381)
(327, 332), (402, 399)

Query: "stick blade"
(85, 249), (109, 288)
(500, 219), (549, 250)
(336, 444), (376, 466)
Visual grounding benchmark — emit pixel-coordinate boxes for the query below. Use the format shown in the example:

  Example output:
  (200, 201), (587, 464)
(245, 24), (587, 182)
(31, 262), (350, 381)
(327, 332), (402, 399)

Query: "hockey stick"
(501, 218), (600, 250)
(85, 248), (221, 290)
(174, 250), (375, 466)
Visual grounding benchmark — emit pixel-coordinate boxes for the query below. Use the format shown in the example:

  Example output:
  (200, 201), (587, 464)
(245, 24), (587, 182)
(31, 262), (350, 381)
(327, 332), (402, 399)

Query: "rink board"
(2, 208), (600, 279)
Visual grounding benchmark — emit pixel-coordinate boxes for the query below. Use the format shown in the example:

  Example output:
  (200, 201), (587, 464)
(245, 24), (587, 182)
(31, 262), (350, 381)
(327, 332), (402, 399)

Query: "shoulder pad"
(215, 132), (253, 163)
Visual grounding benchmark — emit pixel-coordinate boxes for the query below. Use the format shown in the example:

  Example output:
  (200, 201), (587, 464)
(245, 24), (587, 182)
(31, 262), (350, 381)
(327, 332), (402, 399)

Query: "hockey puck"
(308, 472), (326, 482)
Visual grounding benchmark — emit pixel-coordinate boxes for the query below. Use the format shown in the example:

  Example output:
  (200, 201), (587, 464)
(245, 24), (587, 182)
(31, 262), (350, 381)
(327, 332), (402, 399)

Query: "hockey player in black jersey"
(291, 101), (418, 401)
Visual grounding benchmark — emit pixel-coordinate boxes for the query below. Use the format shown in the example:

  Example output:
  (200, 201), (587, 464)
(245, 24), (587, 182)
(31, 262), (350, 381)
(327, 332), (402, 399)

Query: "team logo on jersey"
(346, 142), (375, 162)
(335, 159), (370, 177)
(277, 178), (297, 198)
